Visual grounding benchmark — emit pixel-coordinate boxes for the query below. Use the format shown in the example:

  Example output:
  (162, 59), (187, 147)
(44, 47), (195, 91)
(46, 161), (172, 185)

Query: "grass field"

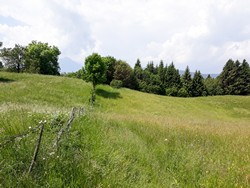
(0, 72), (250, 187)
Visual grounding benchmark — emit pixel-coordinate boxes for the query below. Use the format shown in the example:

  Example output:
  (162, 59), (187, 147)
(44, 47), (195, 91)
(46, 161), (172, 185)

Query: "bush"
(166, 87), (178, 96)
(110, 79), (123, 89)
(177, 87), (189, 97)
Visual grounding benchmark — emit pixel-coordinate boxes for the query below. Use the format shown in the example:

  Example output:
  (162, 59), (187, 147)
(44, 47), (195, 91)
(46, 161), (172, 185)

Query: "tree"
(113, 60), (134, 88)
(235, 59), (250, 95)
(204, 76), (222, 96)
(219, 59), (237, 95)
(84, 53), (107, 104)
(85, 53), (107, 90)
(25, 41), (60, 75)
(0, 61), (3, 69)
(102, 56), (117, 85)
(191, 71), (207, 97)
(181, 66), (192, 96)
(158, 60), (165, 85)
(0, 44), (26, 73)
(219, 59), (250, 95)
(134, 59), (143, 81)
(145, 61), (156, 74)
(165, 62), (182, 89)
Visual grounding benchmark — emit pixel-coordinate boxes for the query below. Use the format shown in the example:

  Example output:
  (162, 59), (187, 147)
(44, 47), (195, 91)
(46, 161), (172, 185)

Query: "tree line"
(67, 53), (250, 97)
(1, 41), (249, 97)
(0, 41), (61, 75)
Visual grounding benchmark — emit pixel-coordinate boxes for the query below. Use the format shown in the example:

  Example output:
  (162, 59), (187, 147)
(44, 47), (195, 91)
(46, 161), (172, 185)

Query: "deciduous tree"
(0, 44), (26, 73)
(25, 41), (60, 75)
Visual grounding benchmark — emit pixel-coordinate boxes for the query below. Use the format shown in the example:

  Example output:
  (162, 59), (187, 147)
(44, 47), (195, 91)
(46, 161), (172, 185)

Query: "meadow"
(0, 72), (250, 187)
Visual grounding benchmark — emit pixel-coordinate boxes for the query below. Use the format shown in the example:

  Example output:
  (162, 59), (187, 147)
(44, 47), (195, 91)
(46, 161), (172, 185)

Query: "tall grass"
(0, 72), (250, 187)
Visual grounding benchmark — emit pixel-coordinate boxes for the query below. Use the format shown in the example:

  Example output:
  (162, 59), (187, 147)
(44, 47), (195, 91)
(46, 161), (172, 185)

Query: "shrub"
(110, 79), (123, 89)
(166, 87), (178, 96)
(177, 87), (189, 97)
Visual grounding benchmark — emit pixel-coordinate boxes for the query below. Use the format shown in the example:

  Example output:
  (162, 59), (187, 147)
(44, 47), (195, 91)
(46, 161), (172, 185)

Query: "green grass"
(0, 72), (250, 187)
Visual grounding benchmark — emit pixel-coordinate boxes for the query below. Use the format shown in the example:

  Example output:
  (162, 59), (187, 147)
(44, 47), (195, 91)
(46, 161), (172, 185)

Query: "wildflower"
(43, 157), (46, 160)
(49, 152), (55, 156)
(28, 126), (32, 129)
(164, 138), (168, 142)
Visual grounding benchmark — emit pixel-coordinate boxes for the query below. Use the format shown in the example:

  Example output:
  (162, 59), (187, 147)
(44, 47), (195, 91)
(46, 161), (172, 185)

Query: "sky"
(0, 0), (250, 73)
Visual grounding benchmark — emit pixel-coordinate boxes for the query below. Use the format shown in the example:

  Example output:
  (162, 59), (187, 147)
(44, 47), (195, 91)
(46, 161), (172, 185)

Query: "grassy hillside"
(0, 72), (250, 187)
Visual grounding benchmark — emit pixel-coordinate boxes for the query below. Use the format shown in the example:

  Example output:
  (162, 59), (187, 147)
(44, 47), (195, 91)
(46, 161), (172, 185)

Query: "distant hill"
(179, 70), (219, 78)
(59, 57), (83, 73)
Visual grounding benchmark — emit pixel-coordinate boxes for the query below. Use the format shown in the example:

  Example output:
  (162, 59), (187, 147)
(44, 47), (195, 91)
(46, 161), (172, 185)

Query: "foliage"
(158, 60), (165, 84)
(25, 41), (61, 75)
(0, 44), (26, 73)
(102, 56), (117, 85)
(166, 87), (178, 96)
(192, 71), (207, 97)
(177, 87), (189, 97)
(134, 59), (143, 80)
(63, 68), (86, 80)
(219, 59), (250, 95)
(84, 53), (107, 105)
(204, 77), (223, 96)
(145, 61), (156, 74)
(182, 66), (192, 97)
(165, 62), (182, 89)
(113, 60), (133, 88)
(84, 53), (107, 90)
(110, 79), (123, 88)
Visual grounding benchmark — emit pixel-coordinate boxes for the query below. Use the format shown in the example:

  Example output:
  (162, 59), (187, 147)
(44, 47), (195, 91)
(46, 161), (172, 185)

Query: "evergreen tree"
(181, 66), (192, 96)
(134, 59), (142, 69)
(192, 71), (207, 97)
(236, 59), (250, 95)
(145, 61), (155, 74)
(134, 59), (143, 80)
(219, 59), (238, 95)
(158, 60), (165, 85)
(165, 62), (181, 89)
(204, 76), (222, 96)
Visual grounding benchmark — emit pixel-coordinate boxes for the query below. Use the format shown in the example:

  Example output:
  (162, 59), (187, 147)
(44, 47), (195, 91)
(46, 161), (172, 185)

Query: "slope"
(0, 72), (250, 187)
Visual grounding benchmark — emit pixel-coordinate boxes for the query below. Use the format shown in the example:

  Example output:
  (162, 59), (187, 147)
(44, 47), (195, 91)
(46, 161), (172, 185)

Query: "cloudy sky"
(0, 0), (250, 73)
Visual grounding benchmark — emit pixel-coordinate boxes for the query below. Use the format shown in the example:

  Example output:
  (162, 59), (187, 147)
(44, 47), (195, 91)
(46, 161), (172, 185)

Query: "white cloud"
(0, 0), (250, 73)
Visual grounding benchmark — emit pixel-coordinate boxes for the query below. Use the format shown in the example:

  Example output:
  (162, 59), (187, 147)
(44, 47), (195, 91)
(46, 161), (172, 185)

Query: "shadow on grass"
(0, 77), (15, 83)
(96, 88), (122, 99)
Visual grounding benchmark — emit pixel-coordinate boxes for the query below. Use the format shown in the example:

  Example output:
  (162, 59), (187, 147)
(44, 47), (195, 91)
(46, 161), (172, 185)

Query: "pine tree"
(145, 61), (155, 74)
(181, 66), (192, 96)
(236, 59), (250, 95)
(165, 62), (181, 89)
(219, 59), (238, 95)
(134, 59), (143, 80)
(158, 60), (165, 85)
(192, 71), (207, 97)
